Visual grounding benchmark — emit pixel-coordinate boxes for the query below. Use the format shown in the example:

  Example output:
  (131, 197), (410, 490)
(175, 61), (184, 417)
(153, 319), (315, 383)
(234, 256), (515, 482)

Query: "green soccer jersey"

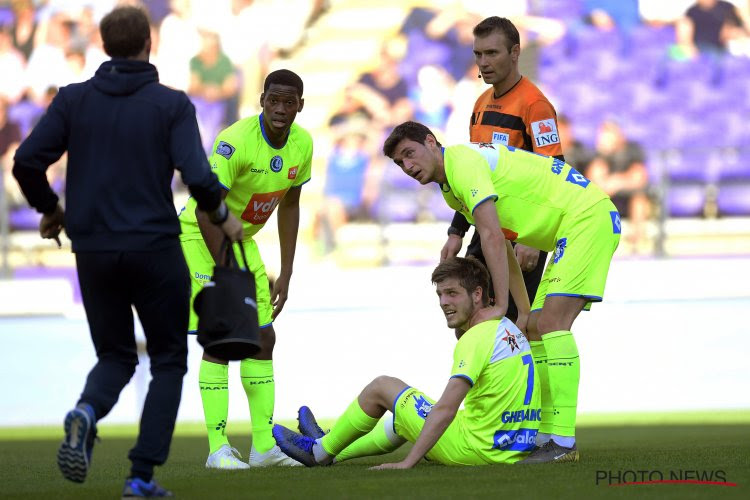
(441, 143), (609, 252)
(179, 114), (312, 240)
(451, 317), (540, 461)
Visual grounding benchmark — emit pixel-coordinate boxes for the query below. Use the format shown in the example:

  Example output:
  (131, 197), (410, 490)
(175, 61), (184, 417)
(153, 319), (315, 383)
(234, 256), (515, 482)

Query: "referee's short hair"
(100, 6), (151, 59)
(431, 257), (491, 307)
(473, 16), (520, 52)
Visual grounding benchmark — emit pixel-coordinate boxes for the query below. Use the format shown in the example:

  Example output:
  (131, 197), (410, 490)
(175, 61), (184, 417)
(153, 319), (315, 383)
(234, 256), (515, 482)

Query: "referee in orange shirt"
(439, 16), (564, 449)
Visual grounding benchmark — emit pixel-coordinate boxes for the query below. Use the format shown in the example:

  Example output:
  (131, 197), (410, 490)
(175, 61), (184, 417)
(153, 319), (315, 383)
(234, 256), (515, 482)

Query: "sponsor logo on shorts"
(270, 155), (283, 172)
(611, 211), (622, 234)
(413, 395), (433, 419)
(501, 408), (542, 424)
(241, 189), (287, 225)
(491, 131), (509, 145)
(531, 119), (560, 148)
(553, 237), (567, 264)
(216, 141), (235, 159)
(493, 428), (538, 451)
(288, 166), (298, 179)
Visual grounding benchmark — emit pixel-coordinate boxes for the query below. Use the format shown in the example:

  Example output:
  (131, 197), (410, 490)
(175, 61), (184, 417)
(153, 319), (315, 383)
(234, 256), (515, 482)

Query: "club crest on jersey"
(531, 119), (560, 148)
(491, 131), (509, 145)
(216, 141), (235, 159)
(270, 155), (283, 173)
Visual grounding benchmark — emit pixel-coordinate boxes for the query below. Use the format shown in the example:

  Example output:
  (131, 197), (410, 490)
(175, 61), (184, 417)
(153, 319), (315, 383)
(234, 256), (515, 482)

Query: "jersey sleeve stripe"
(471, 195), (499, 214)
(450, 374), (474, 387)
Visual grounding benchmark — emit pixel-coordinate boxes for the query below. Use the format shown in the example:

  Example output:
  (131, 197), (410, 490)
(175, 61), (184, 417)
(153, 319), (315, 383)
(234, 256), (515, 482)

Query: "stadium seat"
(716, 183), (750, 216)
(717, 149), (750, 182)
(666, 184), (707, 217)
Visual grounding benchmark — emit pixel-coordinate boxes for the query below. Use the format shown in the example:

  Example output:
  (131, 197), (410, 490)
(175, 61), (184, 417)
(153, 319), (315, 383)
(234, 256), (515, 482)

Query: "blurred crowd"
(1, 0), (749, 257)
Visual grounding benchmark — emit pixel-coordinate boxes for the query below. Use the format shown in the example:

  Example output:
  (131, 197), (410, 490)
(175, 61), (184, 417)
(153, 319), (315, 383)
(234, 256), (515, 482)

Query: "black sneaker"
(297, 406), (326, 439)
(57, 406), (97, 483)
(517, 439), (579, 464)
(272, 424), (319, 467)
(122, 477), (173, 498)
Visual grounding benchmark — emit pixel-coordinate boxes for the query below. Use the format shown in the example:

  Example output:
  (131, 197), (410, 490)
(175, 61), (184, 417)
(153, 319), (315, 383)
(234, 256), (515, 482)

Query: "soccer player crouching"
(273, 257), (541, 468)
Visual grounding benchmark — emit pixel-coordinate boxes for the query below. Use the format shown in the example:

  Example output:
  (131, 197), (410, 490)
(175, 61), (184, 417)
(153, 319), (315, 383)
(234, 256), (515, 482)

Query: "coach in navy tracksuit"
(12, 7), (242, 497)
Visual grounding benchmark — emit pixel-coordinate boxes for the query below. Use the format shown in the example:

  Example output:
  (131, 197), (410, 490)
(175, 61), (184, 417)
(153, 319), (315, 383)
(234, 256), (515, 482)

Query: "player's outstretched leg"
(122, 477), (174, 497)
(205, 444), (250, 470)
(298, 406), (326, 439)
(273, 425), (332, 467)
(57, 404), (97, 483)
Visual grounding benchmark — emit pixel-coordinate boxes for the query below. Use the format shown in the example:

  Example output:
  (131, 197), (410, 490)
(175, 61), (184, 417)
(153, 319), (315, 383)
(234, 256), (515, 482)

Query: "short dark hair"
(382, 121), (442, 158)
(431, 257), (490, 307)
(473, 16), (520, 52)
(100, 6), (151, 58)
(263, 69), (304, 97)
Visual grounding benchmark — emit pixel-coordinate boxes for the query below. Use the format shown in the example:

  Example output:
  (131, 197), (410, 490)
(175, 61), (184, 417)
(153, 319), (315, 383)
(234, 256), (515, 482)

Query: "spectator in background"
(188, 29), (238, 153)
(409, 64), (454, 133)
(9, 0), (37, 61)
(0, 22), (25, 104)
(349, 38), (413, 130)
(676, 0), (750, 56)
(1, 96), (22, 210)
(557, 114), (594, 173)
(314, 121), (379, 254)
(24, 11), (73, 103)
(157, 0), (200, 91)
(584, 0), (641, 32)
(585, 118), (649, 250)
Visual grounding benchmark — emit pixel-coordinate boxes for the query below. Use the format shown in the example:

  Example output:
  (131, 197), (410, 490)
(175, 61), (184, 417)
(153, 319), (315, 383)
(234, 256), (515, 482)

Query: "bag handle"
(218, 237), (251, 271)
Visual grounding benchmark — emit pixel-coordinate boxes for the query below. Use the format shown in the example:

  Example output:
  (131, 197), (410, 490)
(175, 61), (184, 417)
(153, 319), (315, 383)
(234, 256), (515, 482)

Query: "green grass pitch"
(1, 413), (748, 499)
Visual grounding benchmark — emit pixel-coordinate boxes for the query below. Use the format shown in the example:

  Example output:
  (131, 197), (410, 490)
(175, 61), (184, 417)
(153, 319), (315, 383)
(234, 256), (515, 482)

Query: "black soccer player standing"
(440, 16), (565, 450)
(12, 6), (242, 498)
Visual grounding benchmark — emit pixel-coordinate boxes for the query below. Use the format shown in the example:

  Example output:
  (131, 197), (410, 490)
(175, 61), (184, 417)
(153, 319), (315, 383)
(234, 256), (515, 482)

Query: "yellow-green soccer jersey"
(451, 317), (540, 462)
(441, 143), (609, 252)
(179, 114), (312, 240)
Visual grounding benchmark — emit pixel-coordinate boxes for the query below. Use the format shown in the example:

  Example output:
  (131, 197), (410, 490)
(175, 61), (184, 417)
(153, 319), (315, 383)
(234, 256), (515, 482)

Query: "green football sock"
(320, 398), (379, 456)
(542, 330), (580, 438)
(240, 359), (275, 453)
(529, 340), (553, 436)
(199, 360), (230, 454)
(336, 415), (405, 462)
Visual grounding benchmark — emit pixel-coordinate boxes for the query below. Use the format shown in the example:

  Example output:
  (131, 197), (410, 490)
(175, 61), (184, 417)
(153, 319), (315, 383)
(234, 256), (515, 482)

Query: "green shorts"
(180, 237), (273, 333)
(531, 199), (621, 311)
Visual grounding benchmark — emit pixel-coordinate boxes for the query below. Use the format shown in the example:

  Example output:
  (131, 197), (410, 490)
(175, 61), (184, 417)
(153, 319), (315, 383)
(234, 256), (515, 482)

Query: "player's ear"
(510, 43), (520, 62)
(259, 93), (265, 108)
(297, 97), (304, 112)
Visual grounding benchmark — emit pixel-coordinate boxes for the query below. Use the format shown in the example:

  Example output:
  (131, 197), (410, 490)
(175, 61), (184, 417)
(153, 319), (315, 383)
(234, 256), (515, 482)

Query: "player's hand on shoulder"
(440, 235), (463, 262)
(220, 213), (243, 242)
(470, 305), (504, 328)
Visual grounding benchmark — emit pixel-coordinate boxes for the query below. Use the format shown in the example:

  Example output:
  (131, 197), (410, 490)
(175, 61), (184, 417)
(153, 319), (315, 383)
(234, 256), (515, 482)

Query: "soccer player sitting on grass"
(380, 121), (621, 463)
(273, 257), (541, 468)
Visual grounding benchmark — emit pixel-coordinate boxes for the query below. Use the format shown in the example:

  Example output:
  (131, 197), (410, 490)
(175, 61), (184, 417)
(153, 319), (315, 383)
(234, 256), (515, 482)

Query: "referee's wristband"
(208, 201), (229, 225)
(447, 226), (465, 238)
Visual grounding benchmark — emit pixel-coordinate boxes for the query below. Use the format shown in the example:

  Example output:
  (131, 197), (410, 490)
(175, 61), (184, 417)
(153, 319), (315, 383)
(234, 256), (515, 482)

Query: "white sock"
(312, 439), (333, 465)
(536, 432), (551, 446)
(552, 435), (575, 448)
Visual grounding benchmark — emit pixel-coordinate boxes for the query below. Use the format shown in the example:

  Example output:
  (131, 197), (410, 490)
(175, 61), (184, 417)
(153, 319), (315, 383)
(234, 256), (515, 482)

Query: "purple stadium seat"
(666, 184), (706, 217)
(370, 191), (419, 223)
(428, 191), (455, 222)
(664, 149), (719, 183)
(381, 163), (420, 191)
(9, 207), (41, 230)
(717, 149), (750, 181)
(716, 183), (750, 216)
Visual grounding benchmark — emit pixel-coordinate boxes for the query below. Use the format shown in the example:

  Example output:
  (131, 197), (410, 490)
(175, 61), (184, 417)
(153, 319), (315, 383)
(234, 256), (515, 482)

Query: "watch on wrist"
(447, 226), (465, 238)
(208, 201), (229, 224)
